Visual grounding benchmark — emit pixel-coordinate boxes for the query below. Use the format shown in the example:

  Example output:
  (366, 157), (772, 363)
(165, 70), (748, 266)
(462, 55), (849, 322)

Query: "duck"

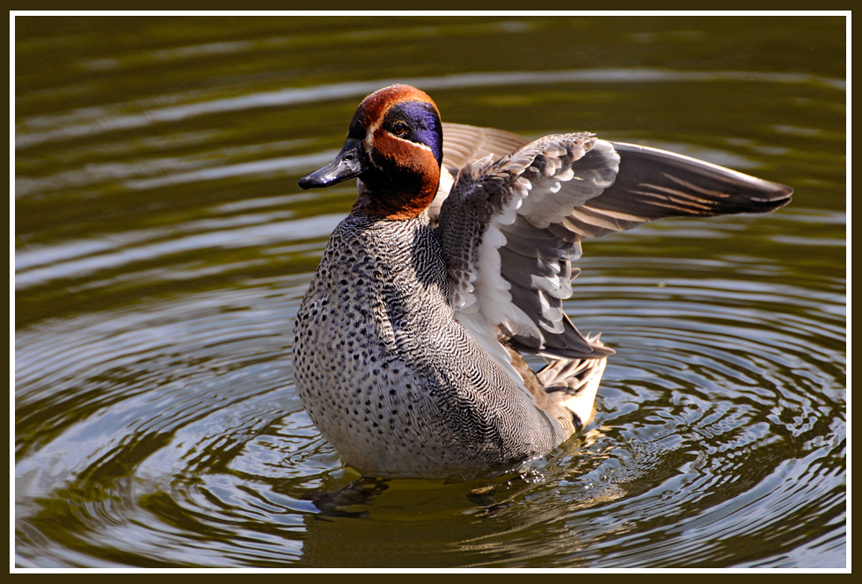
(294, 84), (792, 480)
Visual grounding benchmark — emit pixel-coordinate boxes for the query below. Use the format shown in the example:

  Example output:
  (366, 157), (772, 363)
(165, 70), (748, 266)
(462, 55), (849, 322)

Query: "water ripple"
(16, 67), (844, 150)
(14, 15), (845, 569)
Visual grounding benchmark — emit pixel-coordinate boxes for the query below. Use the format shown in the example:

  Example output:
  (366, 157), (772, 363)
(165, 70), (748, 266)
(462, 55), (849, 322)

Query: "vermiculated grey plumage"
(294, 214), (574, 479)
(294, 86), (791, 480)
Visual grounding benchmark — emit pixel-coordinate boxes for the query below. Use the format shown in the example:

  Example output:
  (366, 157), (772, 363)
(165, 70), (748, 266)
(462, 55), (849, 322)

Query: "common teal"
(294, 84), (792, 480)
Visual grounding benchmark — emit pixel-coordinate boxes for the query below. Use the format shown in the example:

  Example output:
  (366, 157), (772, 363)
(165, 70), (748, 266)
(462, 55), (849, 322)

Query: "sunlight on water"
(14, 15), (846, 569)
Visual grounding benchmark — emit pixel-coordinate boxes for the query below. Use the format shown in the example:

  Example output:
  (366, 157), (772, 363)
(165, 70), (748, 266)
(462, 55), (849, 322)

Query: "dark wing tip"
(508, 318), (616, 361)
(599, 142), (794, 220)
(749, 180), (793, 211)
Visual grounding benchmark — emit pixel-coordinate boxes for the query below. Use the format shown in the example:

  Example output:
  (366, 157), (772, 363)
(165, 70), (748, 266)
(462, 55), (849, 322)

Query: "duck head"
(298, 84), (444, 219)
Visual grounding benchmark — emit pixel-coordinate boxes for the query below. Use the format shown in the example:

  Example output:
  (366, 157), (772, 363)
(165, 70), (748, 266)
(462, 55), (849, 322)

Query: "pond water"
(14, 15), (846, 569)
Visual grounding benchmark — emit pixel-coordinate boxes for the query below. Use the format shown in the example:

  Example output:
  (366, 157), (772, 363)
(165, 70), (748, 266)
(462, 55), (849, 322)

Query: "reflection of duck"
(294, 84), (792, 480)
(296, 439), (625, 569)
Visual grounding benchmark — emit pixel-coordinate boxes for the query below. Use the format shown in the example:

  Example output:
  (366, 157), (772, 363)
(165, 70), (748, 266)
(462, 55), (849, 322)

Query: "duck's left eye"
(391, 122), (408, 136)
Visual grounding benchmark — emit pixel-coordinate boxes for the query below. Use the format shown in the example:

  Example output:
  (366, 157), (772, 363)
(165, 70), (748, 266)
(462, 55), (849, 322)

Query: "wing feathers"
(440, 132), (618, 361)
(441, 123), (530, 170)
(577, 142), (793, 237)
(438, 124), (791, 366)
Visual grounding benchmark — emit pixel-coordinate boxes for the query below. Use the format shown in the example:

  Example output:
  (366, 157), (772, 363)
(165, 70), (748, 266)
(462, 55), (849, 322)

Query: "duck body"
(294, 213), (572, 478)
(295, 84), (792, 480)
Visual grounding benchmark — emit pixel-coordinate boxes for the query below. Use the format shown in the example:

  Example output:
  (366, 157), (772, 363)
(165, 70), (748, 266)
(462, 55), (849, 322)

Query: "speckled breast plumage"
(293, 83), (791, 481)
(293, 213), (566, 479)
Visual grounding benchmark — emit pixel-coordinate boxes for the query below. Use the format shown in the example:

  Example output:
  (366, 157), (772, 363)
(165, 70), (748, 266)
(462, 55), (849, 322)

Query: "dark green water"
(15, 15), (845, 568)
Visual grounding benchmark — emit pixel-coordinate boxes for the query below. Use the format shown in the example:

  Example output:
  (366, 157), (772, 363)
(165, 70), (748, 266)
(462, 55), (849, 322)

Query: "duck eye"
(391, 122), (408, 136)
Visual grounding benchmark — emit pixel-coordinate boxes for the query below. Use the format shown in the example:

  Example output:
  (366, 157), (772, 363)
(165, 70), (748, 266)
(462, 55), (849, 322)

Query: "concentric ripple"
(15, 15), (845, 569)
(15, 222), (846, 567)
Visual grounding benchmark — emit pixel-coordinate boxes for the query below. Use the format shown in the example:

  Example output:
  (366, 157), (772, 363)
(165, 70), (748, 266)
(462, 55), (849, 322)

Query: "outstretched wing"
(566, 142), (793, 238)
(439, 132), (620, 362)
(441, 123), (529, 170)
(430, 123), (531, 221)
(437, 124), (792, 364)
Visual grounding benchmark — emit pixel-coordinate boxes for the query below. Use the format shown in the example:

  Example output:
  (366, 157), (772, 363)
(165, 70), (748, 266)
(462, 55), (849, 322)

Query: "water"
(14, 15), (846, 569)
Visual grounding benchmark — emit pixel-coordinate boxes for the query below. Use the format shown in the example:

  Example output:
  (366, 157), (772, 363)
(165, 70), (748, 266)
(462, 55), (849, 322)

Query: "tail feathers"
(538, 334), (608, 430)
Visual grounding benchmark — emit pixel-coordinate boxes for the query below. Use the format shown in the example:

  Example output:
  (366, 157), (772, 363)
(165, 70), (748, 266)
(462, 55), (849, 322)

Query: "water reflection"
(16, 68), (844, 153)
(15, 15), (845, 568)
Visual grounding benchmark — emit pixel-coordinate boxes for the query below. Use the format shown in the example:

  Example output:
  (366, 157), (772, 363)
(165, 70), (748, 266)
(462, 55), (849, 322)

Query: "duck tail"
(537, 334), (608, 431)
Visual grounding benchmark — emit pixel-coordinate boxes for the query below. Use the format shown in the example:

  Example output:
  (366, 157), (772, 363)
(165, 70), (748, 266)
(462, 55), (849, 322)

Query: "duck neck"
(350, 174), (440, 220)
